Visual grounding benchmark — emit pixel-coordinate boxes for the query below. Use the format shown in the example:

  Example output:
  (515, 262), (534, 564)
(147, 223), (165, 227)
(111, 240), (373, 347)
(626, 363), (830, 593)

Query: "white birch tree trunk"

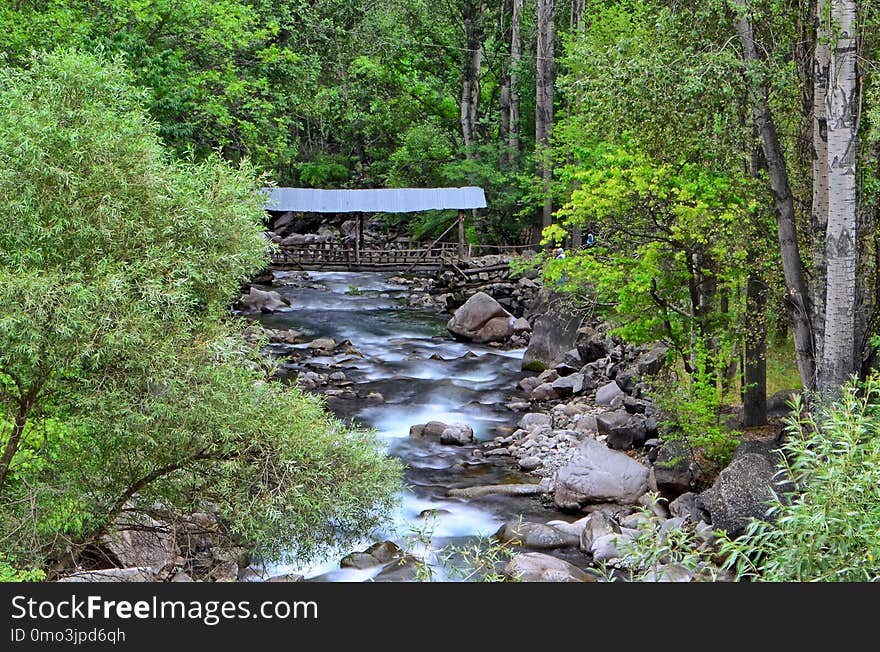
(819, 0), (859, 393)
(811, 0), (830, 367)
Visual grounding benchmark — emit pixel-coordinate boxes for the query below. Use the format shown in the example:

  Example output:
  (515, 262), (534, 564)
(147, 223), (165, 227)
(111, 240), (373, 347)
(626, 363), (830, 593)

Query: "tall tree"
(812, 0), (831, 366)
(536, 0), (555, 230)
(732, 0), (817, 390)
(461, 1), (486, 151)
(508, 0), (523, 166)
(819, 0), (859, 392)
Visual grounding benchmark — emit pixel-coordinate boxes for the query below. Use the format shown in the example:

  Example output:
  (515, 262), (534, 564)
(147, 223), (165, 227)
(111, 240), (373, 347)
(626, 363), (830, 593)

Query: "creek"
(253, 270), (574, 581)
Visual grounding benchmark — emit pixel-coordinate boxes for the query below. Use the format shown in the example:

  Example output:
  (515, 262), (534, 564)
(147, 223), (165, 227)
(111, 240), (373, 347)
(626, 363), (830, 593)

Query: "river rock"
(699, 453), (777, 537)
(554, 438), (650, 509)
(576, 326), (609, 364)
(643, 563), (694, 582)
(521, 291), (583, 371)
(410, 421), (449, 439)
(518, 376), (543, 394)
(266, 573), (305, 582)
(440, 423), (474, 446)
(366, 541), (403, 563)
(595, 381), (625, 406)
(237, 287), (291, 313)
(495, 521), (581, 550)
(58, 568), (157, 583)
(340, 552), (381, 570)
(518, 413), (552, 430)
(518, 456), (543, 471)
(554, 350), (582, 376)
(574, 414), (598, 433)
(447, 292), (514, 343)
(669, 492), (710, 523)
(103, 515), (181, 570)
(503, 552), (596, 582)
(512, 317), (532, 333)
(308, 337), (336, 351)
(614, 368), (640, 395)
(552, 373), (584, 398)
(578, 511), (618, 553)
(638, 345), (669, 376)
(530, 383), (557, 401)
(447, 484), (544, 499)
(652, 440), (698, 495)
(596, 410), (648, 450)
(590, 533), (631, 563)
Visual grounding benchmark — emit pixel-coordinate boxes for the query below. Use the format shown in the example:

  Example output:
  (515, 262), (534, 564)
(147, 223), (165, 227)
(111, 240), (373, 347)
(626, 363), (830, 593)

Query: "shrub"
(0, 49), (401, 573)
(720, 375), (880, 581)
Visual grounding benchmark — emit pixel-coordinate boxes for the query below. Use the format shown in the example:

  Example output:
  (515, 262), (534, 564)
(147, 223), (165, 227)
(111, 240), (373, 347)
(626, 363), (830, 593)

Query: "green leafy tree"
(0, 50), (401, 572)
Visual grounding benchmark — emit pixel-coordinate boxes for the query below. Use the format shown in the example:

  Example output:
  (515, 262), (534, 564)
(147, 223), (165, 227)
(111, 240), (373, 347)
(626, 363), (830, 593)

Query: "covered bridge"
(264, 186), (488, 270)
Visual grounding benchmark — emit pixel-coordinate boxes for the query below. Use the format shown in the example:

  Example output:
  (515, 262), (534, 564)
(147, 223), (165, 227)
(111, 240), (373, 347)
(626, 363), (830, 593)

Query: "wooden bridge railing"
(270, 241), (539, 270)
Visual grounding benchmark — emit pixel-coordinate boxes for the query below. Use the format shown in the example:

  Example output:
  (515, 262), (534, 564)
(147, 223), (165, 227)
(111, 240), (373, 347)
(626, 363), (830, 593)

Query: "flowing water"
(253, 271), (572, 581)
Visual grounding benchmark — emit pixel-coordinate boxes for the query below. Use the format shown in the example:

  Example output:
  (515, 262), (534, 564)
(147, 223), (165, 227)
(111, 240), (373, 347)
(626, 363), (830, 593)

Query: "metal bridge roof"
(264, 186), (487, 213)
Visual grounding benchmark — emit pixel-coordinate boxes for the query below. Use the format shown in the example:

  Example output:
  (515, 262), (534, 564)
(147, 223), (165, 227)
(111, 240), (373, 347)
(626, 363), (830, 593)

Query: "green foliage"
(0, 50), (401, 569)
(545, 143), (752, 363)
(653, 342), (741, 471)
(720, 376), (880, 582)
(0, 556), (45, 583)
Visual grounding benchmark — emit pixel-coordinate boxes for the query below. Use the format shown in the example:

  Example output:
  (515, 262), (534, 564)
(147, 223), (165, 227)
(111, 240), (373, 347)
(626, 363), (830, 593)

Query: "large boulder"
(521, 292), (583, 372)
(596, 410), (648, 450)
(503, 552), (596, 582)
(440, 423), (475, 446)
(58, 568), (157, 582)
(575, 325), (610, 364)
(447, 292), (514, 343)
(518, 413), (552, 430)
(554, 438), (650, 509)
(237, 287), (291, 313)
(638, 345), (669, 376)
(495, 521), (580, 550)
(552, 373), (585, 398)
(698, 453), (777, 537)
(595, 381), (625, 407)
(103, 516), (182, 570)
(652, 440), (699, 496)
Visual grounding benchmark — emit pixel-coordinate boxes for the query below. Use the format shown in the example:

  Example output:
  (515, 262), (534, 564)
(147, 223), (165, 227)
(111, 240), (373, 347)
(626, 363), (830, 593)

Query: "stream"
(252, 270), (574, 581)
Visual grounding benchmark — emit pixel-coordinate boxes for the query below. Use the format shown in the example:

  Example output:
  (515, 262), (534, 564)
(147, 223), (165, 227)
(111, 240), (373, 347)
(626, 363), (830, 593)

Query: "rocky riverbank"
(60, 264), (786, 583)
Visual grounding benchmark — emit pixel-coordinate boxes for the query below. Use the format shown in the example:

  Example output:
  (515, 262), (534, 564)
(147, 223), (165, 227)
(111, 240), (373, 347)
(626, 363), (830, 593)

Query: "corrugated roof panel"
(264, 187), (487, 213)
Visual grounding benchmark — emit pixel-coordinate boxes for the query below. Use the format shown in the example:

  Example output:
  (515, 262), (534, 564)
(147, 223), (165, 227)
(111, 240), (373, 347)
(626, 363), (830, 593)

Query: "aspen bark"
(819, 0), (859, 394)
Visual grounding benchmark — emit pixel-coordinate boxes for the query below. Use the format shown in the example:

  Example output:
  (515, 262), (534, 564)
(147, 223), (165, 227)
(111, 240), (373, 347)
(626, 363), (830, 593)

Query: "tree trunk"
(818, 0), (859, 394)
(733, 0), (816, 391)
(499, 0), (511, 153)
(536, 0), (555, 230)
(743, 276), (768, 427)
(508, 0), (523, 167)
(811, 0), (830, 368)
(568, 0), (585, 249)
(460, 1), (483, 152)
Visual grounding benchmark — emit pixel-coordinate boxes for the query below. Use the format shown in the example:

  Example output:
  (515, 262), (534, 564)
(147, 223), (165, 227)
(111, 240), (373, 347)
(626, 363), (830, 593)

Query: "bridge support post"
(458, 210), (466, 260)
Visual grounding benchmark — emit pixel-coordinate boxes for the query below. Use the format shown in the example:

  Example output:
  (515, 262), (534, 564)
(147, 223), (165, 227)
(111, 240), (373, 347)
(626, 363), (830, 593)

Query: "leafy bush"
(0, 49), (401, 571)
(720, 376), (880, 581)
(652, 341), (740, 472)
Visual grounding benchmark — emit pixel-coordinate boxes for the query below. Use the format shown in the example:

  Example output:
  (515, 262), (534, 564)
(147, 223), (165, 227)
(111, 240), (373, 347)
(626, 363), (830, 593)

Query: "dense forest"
(2, 0), (880, 582)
